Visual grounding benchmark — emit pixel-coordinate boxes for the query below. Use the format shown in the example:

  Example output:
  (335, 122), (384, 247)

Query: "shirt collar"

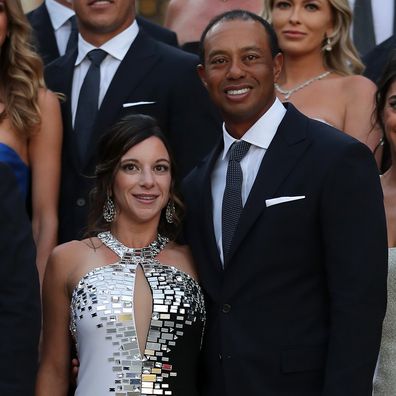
(221, 97), (286, 159)
(45, 0), (75, 31)
(75, 21), (139, 66)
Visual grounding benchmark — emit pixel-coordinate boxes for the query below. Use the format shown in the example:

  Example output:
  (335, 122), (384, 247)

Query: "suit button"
(222, 304), (231, 313)
(76, 198), (86, 207)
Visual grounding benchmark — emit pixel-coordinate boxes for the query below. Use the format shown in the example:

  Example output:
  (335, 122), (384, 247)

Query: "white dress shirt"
(45, 0), (75, 56)
(349, 0), (394, 45)
(71, 21), (139, 127)
(211, 97), (286, 263)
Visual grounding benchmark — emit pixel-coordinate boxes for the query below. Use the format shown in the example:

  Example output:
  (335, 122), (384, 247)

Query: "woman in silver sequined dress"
(36, 114), (206, 396)
(373, 55), (396, 395)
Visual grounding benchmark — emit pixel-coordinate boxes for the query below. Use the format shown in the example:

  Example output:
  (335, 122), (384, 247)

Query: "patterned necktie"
(74, 49), (107, 161)
(65, 15), (78, 54)
(353, 0), (376, 56)
(222, 140), (251, 261)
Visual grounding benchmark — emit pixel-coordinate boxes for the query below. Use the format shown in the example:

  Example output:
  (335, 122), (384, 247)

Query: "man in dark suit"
(0, 163), (41, 395)
(44, 0), (221, 243)
(182, 11), (388, 395)
(27, 0), (179, 65)
(363, 34), (396, 84)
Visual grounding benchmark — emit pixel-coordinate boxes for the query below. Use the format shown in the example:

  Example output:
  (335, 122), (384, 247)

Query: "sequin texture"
(70, 232), (206, 396)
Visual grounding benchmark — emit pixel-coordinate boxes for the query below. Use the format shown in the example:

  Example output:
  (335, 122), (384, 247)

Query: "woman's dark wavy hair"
(86, 114), (184, 240)
(375, 51), (396, 172)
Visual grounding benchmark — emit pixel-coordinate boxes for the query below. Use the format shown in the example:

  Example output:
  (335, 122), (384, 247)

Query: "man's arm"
(321, 142), (387, 395)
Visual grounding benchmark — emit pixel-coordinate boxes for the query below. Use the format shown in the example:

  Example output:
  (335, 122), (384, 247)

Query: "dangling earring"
(324, 36), (332, 52)
(103, 195), (116, 223)
(166, 200), (175, 224)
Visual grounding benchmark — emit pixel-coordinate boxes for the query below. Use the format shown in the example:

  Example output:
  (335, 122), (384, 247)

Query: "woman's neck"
(110, 219), (159, 248)
(278, 52), (328, 87)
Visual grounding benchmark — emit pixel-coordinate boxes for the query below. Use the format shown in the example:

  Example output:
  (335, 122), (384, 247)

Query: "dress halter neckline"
(97, 231), (169, 261)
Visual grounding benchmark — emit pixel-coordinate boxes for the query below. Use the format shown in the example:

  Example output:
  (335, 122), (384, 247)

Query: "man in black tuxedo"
(44, 0), (221, 243)
(0, 163), (41, 395)
(27, 0), (179, 65)
(182, 11), (388, 395)
(363, 35), (396, 84)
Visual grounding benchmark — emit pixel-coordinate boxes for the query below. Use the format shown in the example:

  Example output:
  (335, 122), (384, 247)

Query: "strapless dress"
(0, 143), (29, 198)
(373, 247), (396, 394)
(70, 232), (206, 396)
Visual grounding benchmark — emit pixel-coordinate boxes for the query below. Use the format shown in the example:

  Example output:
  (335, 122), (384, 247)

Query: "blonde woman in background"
(263, 0), (382, 163)
(0, 0), (62, 285)
(165, 0), (265, 53)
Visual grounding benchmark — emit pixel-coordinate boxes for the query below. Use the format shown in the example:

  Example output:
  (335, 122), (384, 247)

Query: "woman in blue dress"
(0, 0), (62, 284)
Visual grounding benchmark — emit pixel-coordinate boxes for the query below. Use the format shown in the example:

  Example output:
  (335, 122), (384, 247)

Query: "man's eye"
(211, 58), (226, 65)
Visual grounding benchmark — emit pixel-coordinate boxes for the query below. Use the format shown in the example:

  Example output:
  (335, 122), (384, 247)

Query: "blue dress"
(0, 143), (29, 198)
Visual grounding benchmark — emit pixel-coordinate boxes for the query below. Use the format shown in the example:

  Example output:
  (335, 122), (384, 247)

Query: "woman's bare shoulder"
(340, 74), (376, 94)
(38, 87), (60, 106)
(48, 238), (102, 273)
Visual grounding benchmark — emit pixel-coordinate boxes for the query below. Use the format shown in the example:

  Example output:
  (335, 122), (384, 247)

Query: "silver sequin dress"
(70, 232), (206, 396)
(373, 247), (396, 395)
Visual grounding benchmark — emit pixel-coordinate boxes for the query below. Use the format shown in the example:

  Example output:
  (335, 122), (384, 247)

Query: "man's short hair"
(199, 9), (281, 64)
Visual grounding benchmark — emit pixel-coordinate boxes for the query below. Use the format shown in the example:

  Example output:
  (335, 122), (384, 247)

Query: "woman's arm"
(29, 89), (63, 286)
(35, 245), (72, 396)
(344, 75), (383, 167)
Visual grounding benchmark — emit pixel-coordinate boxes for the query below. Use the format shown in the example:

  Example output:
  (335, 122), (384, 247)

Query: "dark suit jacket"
(363, 35), (396, 84)
(182, 104), (388, 396)
(26, 3), (178, 65)
(44, 30), (221, 243)
(0, 163), (41, 396)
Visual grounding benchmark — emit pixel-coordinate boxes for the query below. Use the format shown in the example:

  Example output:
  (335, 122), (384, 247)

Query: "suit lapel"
(226, 105), (312, 263)
(194, 141), (224, 272)
(48, 49), (81, 171)
(83, 31), (161, 168)
(36, 5), (60, 63)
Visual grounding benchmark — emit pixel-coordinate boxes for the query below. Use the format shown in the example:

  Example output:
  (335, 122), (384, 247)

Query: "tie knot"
(87, 49), (107, 67)
(228, 140), (250, 163)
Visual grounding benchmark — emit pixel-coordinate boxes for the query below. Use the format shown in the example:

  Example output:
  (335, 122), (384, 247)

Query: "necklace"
(98, 231), (169, 262)
(274, 71), (331, 100)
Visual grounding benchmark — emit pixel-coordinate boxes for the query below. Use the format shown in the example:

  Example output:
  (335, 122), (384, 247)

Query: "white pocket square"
(123, 101), (156, 108)
(265, 195), (306, 207)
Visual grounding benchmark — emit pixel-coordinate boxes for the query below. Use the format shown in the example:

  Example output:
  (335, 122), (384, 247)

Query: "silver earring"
(324, 37), (332, 52)
(103, 196), (116, 223)
(166, 200), (175, 224)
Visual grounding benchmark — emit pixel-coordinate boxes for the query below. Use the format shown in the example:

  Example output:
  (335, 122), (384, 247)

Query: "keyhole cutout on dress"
(133, 264), (153, 357)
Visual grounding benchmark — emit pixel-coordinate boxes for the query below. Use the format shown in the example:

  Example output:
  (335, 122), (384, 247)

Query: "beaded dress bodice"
(70, 232), (206, 396)
(373, 247), (396, 395)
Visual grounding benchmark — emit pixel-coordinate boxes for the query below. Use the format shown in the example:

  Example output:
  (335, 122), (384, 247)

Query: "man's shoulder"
(138, 30), (196, 64)
(136, 16), (178, 47)
(44, 50), (76, 87)
(26, 3), (46, 24)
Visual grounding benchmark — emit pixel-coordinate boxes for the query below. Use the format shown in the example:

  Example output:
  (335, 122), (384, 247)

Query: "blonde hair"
(0, 0), (46, 137)
(263, 0), (364, 75)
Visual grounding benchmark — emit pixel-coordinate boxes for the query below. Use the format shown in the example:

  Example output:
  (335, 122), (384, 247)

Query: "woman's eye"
(305, 3), (319, 11)
(274, 1), (291, 10)
(154, 164), (170, 173)
(122, 163), (137, 172)
(389, 100), (396, 110)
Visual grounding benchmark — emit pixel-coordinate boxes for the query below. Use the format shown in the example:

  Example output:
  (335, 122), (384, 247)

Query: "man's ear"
(197, 64), (208, 88)
(273, 52), (283, 83)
